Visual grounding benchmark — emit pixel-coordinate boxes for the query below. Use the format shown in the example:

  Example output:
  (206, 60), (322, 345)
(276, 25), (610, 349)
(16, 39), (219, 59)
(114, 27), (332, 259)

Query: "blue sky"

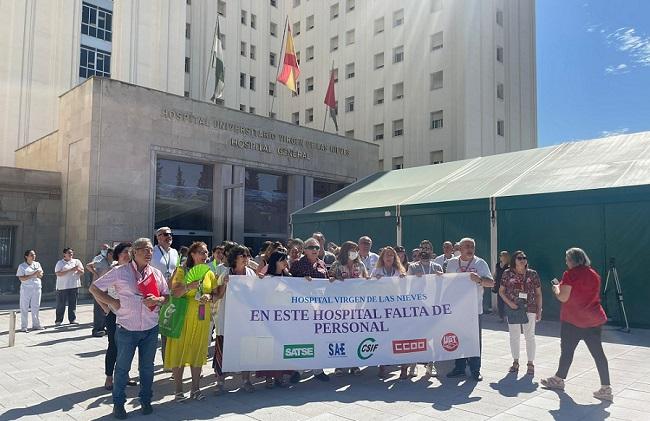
(537, 0), (650, 146)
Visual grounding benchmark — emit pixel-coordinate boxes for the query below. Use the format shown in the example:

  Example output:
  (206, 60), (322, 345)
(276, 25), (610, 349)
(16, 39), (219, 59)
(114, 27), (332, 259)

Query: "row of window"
(81, 2), (112, 42)
(79, 45), (111, 78)
(387, 149), (443, 170)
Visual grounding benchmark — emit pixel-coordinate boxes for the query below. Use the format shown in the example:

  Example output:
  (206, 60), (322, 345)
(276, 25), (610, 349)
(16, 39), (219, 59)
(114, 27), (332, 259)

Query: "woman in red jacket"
(541, 248), (612, 401)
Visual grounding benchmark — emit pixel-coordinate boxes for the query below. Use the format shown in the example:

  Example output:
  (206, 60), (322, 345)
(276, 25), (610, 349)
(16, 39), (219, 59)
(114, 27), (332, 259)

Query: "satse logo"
(392, 338), (427, 354)
(328, 342), (347, 357)
(283, 344), (315, 359)
(357, 337), (379, 360)
(441, 333), (459, 352)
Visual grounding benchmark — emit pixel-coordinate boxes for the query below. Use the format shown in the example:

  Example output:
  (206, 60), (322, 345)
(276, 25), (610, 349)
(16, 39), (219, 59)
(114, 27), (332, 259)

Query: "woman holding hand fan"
(164, 242), (217, 401)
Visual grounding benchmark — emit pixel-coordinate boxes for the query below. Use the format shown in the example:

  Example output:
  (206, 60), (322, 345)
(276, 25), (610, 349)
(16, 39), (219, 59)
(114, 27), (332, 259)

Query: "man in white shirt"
(445, 237), (494, 381)
(151, 226), (179, 364)
(54, 247), (85, 326)
(358, 236), (379, 272)
(433, 241), (454, 272)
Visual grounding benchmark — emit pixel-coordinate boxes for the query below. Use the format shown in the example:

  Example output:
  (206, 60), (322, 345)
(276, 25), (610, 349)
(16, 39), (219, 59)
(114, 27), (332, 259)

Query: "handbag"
(505, 270), (529, 325)
(159, 295), (188, 338)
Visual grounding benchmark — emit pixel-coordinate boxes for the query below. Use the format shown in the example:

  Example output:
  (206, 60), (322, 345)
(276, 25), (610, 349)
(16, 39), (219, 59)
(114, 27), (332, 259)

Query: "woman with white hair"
(541, 247), (612, 401)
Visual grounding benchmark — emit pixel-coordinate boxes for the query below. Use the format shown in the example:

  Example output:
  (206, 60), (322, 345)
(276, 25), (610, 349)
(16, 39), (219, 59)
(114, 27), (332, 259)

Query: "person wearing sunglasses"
(498, 250), (542, 376)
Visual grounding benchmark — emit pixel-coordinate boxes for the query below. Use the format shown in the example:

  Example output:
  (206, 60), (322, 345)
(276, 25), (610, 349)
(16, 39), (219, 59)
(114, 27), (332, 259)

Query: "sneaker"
(33, 326), (45, 330)
(314, 372), (330, 382)
(70, 320), (79, 325)
(290, 371), (302, 383)
(334, 368), (345, 377)
(113, 404), (127, 419)
(141, 403), (153, 415)
(446, 368), (466, 378)
(92, 331), (106, 337)
(350, 367), (362, 376)
(20, 328), (29, 333)
(471, 371), (483, 381)
(54, 322), (62, 326)
(593, 386), (613, 401)
(540, 376), (565, 391)
(425, 362), (438, 377)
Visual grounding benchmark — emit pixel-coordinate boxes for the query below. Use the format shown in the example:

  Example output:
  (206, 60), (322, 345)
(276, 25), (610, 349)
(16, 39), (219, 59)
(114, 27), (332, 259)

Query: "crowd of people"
(16, 228), (614, 418)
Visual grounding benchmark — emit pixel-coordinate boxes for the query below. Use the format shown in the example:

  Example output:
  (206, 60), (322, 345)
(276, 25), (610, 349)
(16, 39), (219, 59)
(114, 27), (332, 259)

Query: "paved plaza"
(1, 302), (649, 421)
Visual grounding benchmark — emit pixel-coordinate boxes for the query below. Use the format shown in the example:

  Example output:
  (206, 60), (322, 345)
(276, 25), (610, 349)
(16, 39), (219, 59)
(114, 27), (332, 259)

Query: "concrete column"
(231, 165), (246, 244)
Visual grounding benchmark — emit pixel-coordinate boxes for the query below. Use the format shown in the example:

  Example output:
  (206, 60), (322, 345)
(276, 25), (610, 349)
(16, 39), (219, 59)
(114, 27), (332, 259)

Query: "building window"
(251, 14), (257, 29)
(293, 21), (301, 36)
(393, 9), (404, 27)
(392, 156), (404, 170)
(270, 52), (276, 66)
(431, 31), (443, 51)
(269, 82), (276, 96)
(374, 17), (384, 35)
(345, 96), (355, 112)
(249, 76), (256, 91)
(270, 22), (278, 37)
(346, 29), (355, 45)
(244, 169), (288, 242)
(347, 0), (356, 12)
(0, 226), (15, 268)
(219, 33), (226, 49)
(330, 36), (339, 52)
(430, 150), (443, 164)
(240, 72), (246, 88)
(392, 82), (404, 100)
(497, 46), (504, 63)
(345, 130), (355, 138)
(292, 112), (300, 124)
(345, 62), (355, 79)
(79, 45), (111, 78)
(497, 82), (504, 100)
(293, 0), (301, 7)
(306, 108), (314, 122)
(313, 180), (347, 202)
(333, 68), (339, 82)
(430, 110), (443, 129)
(241, 10), (247, 25)
(306, 77), (314, 91)
(270, 0), (277, 7)
(81, 2), (113, 41)
(393, 46), (404, 63)
(239, 104), (246, 111)
(374, 88), (384, 104)
(330, 3), (339, 20)
(373, 123), (384, 140)
(307, 15), (315, 30)
(185, 23), (191, 39)
(184, 57), (191, 73)
(393, 119), (404, 137)
(306, 46), (314, 61)
(430, 70), (443, 90)
(184, 91), (190, 97)
(378, 159), (384, 170)
(249, 106), (256, 114)
(269, 112), (277, 119)
(240, 41), (247, 56)
(374, 53), (384, 69)
(431, 0), (443, 12)
(218, 0), (226, 16)
(496, 9), (504, 26)
(292, 81), (301, 96)
(155, 158), (214, 233)
(497, 119), (505, 136)
(296, 51), (301, 65)
(250, 45), (257, 60)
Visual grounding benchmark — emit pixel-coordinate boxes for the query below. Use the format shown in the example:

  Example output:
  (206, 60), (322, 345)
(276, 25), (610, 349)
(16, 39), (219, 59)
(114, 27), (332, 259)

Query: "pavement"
(1, 302), (650, 421)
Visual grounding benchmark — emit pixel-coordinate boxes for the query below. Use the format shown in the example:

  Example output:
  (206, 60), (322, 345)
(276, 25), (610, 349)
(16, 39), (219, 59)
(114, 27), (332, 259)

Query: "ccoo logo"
(441, 332), (459, 352)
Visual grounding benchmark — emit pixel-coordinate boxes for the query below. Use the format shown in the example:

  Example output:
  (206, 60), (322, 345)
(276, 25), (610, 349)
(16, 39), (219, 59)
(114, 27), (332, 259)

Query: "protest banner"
(222, 273), (479, 371)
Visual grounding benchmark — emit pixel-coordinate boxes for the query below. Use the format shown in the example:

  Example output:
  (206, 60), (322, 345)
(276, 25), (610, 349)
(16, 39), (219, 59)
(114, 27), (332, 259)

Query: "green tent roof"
(294, 131), (650, 216)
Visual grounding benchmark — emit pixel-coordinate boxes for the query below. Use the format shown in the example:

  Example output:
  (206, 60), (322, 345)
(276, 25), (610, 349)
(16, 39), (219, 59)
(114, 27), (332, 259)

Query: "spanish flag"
(277, 22), (300, 93)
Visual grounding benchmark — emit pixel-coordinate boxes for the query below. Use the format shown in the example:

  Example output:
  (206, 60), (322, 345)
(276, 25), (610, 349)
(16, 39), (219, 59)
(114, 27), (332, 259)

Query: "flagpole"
(270, 15), (290, 117)
(323, 61), (334, 132)
(204, 16), (219, 102)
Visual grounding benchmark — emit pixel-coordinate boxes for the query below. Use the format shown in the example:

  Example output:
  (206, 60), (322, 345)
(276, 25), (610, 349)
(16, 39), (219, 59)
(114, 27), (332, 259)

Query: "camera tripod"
(602, 258), (630, 333)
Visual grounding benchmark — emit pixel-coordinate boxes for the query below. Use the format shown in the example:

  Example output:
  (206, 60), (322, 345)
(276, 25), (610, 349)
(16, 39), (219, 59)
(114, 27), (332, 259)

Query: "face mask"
(101, 250), (108, 258)
(454, 251), (461, 257)
(348, 251), (359, 261)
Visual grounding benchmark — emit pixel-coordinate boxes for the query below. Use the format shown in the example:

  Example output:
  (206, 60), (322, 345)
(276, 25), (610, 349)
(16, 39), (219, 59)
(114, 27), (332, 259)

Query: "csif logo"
(357, 337), (379, 360)
(328, 342), (347, 357)
(392, 338), (427, 354)
(283, 344), (315, 359)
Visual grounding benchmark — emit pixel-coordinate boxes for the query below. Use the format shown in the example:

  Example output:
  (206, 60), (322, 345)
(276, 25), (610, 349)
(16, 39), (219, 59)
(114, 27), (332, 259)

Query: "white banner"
(222, 274), (479, 371)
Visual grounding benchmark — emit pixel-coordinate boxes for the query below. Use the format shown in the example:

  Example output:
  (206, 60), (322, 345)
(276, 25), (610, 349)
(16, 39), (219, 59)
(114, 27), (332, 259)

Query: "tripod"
(602, 258), (630, 333)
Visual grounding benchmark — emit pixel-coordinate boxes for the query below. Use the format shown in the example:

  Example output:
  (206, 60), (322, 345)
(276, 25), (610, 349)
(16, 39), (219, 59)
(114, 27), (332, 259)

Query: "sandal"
(191, 390), (206, 401)
(509, 361), (520, 373)
(526, 363), (534, 376)
(242, 381), (255, 393)
(541, 376), (565, 390)
(174, 392), (188, 402)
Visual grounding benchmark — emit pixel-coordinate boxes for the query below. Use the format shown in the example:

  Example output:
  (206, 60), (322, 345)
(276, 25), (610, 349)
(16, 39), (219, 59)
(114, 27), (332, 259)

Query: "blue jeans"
(113, 325), (159, 406)
(455, 315), (482, 373)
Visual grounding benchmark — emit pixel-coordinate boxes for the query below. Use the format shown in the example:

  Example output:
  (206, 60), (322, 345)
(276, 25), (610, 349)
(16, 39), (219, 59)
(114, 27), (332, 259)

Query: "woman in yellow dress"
(164, 241), (217, 401)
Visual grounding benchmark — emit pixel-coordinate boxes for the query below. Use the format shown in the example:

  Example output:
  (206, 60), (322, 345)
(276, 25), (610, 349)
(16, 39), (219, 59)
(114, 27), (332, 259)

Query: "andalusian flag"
(324, 67), (338, 132)
(210, 17), (225, 102)
(277, 23), (300, 93)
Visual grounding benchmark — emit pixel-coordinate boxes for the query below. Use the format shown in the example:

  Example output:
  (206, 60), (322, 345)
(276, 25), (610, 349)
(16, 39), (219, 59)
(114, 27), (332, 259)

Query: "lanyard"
(459, 257), (475, 273)
(420, 262), (432, 275)
(158, 246), (171, 272)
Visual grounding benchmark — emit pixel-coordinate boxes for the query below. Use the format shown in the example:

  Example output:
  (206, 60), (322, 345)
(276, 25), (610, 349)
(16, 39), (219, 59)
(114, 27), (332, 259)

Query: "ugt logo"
(441, 332), (459, 352)
(357, 337), (379, 360)
(328, 342), (346, 357)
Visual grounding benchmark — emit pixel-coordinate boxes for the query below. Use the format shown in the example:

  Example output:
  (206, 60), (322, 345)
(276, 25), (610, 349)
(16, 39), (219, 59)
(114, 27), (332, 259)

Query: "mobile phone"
(550, 278), (559, 286)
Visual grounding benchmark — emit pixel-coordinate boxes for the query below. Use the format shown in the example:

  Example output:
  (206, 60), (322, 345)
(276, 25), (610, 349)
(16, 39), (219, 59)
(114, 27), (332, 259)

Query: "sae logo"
(283, 344), (315, 359)
(357, 337), (379, 360)
(328, 342), (347, 357)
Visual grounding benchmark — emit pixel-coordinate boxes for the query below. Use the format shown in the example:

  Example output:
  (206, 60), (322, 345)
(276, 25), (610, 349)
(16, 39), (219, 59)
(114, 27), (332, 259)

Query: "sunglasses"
(160, 232), (173, 237)
(516, 256), (528, 260)
(305, 245), (321, 251)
